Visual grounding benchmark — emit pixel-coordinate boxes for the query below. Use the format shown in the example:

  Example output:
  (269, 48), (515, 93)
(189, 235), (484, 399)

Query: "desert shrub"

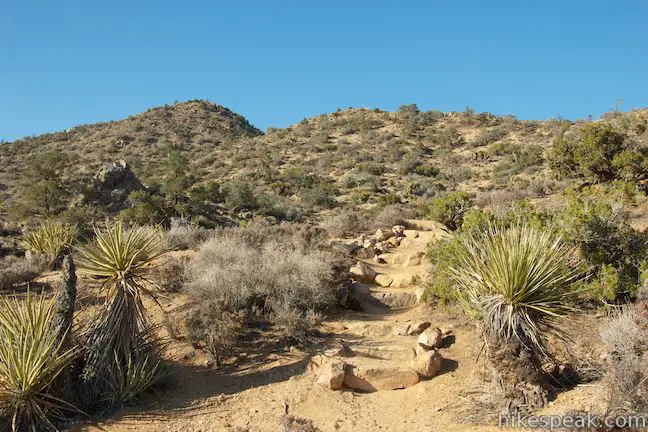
(471, 127), (508, 147)
(186, 224), (339, 349)
(549, 122), (644, 182)
(222, 178), (257, 210)
(120, 190), (170, 225)
(426, 191), (472, 231)
(187, 302), (243, 367)
(372, 204), (414, 229)
(430, 126), (465, 148)
(321, 209), (370, 238)
(165, 219), (210, 250)
(256, 194), (304, 222)
(156, 255), (188, 293)
(398, 154), (439, 177)
(0, 292), (80, 431)
(14, 150), (73, 217)
(19, 221), (78, 267)
(600, 307), (648, 415)
(0, 254), (48, 291)
(376, 192), (402, 207)
(556, 191), (647, 302)
(356, 162), (385, 176)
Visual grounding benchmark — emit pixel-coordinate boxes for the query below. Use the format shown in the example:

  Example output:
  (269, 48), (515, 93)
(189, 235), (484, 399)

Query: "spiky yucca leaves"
(75, 223), (165, 397)
(449, 223), (581, 356)
(0, 293), (80, 432)
(19, 221), (77, 266)
(103, 352), (163, 408)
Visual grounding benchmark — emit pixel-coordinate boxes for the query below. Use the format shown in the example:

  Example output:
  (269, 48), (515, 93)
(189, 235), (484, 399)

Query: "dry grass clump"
(600, 307), (648, 415)
(372, 204), (414, 229)
(0, 254), (47, 291)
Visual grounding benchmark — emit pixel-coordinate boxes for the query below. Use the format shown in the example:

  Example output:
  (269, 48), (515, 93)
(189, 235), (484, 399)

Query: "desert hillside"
(2, 100), (647, 229)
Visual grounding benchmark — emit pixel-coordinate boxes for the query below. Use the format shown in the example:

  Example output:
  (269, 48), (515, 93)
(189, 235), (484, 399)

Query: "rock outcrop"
(86, 160), (143, 210)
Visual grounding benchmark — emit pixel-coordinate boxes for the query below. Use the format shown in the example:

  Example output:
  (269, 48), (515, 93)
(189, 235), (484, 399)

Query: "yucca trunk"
(52, 255), (77, 349)
(487, 334), (550, 414)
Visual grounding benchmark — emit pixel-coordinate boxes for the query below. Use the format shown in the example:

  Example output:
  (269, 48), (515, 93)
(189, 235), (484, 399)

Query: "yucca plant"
(75, 223), (165, 398)
(103, 351), (163, 408)
(0, 292), (80, 432)
(448, 223), (581, 412)
(19, 221), (77, 268)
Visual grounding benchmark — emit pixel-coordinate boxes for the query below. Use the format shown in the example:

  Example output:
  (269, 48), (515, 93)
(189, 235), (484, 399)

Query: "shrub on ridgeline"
(549, 122), (647, 183)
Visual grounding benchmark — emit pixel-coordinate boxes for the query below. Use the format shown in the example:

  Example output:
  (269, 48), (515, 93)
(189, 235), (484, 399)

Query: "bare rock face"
(418, 327), (443, 350)
(343, 362), (420, 392)
(86, 160), (143, 210)
(350, 261), (377, 283)
(409, 349), (443, 378)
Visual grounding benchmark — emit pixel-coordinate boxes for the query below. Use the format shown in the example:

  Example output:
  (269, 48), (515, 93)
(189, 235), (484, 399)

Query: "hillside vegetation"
(2, 99), (646, 229)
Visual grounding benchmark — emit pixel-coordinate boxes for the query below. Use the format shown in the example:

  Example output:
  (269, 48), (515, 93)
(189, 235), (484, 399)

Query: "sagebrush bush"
(156, 255), (187, 293)
(0, 254), (47, 291)
(600, 307), (648, 414)
(164, 219), (210, 250)
(321, 209), (369, 237)
(372, 204), (414, 230)
(186, 223), (341, 351)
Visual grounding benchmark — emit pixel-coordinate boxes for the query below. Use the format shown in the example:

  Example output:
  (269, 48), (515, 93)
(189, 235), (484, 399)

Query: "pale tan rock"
(390, 273), (415, 288)
(418, 327), (443, 350)
(350, 261), (377, 283)
(409, 349), (443, 378)
(374, 228), (393, 241)
(374, 274), (393, 287)
(393, 323), (411, 336)
(392, 225), (406, 237)
(315, 358), (346, 390)
(343, 363), (420, 392)
(387, 236), (402, 247)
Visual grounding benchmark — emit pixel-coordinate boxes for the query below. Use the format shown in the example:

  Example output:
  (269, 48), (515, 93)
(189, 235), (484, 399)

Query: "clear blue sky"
(1, 0), (646, 142)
